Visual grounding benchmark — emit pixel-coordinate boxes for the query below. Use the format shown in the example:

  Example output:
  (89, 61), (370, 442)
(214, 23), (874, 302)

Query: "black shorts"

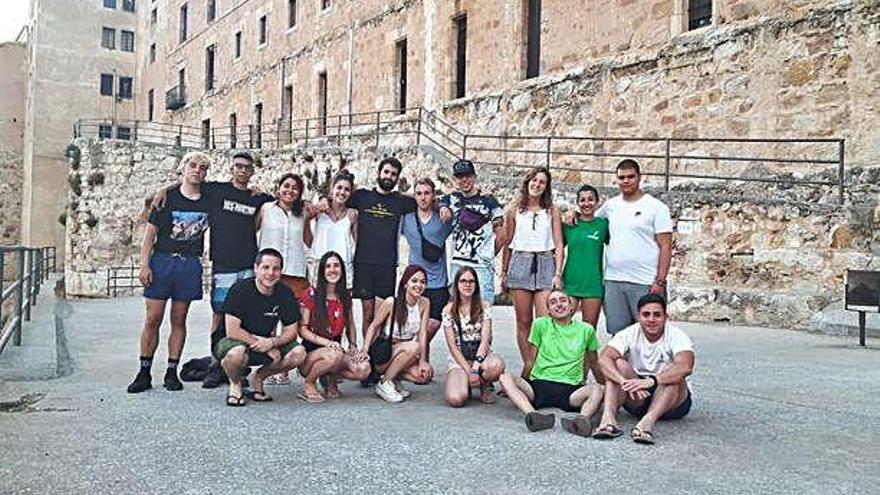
(424, 287), (450, 321)
(529, 379), (580, 412)
(352, 263), (396, 300)
(623, 379), (693, 420)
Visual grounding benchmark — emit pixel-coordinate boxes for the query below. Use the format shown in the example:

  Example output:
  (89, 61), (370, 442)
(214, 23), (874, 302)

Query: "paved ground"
(1, 295), (879, 495)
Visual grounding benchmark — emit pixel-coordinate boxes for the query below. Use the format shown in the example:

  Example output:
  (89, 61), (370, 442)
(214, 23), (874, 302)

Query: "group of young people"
(125, 150), (695, 444)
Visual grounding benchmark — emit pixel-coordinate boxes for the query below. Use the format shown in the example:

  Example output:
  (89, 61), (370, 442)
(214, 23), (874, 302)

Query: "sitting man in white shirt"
(593, 293), (694, 444)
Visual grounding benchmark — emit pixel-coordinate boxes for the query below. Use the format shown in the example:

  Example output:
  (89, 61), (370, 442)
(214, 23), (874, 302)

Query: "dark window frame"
(103, 0), (117, 9)
(121, 30), (135, 52)
(288, 0), (298, 28)
(396, 38), (407, 114)
(101, 27), (116, 50)
(229, 113), (237, 149)
(205, 44), (216, 91)
(100, 74), (114, 96)
(149, 43), (156, 63)
(259, 15), (268, 45)
(118, 76), (134, 99)
(453, 14), (467, 99)
(116, 126), (132, 140)
(179, 3), (188, 43)
(234, 31), (242, 58)
(98, 124), (113, 139)
(147, 89), (154, 121)
(524, 0), (541, 79)
(687, 0), (713, 30)
(122, 0), (136, 13)
(321, 0), (331, 11)
(207, 0), (217, 22)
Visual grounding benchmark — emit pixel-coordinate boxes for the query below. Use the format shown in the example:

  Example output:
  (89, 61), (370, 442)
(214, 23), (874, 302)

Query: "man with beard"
(347, 157), (417, 335)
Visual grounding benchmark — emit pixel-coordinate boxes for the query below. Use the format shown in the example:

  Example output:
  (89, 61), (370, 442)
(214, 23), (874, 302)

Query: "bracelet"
(654, 279), (667, 287)
(648, 375), (658, 387)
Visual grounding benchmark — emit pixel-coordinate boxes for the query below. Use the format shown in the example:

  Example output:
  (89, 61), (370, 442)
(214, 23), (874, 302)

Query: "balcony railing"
(165, 85), (186, 110)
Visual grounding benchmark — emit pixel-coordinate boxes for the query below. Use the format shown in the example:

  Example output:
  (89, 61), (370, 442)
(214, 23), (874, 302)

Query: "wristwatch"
(475, 355), (485, 363)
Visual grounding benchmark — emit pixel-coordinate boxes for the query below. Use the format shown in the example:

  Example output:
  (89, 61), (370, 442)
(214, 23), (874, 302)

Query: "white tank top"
(312, 211), (353, 268)
(393, 301), (422, 341)
(258, 202), (307, 277)
(509, 209), (555, 252)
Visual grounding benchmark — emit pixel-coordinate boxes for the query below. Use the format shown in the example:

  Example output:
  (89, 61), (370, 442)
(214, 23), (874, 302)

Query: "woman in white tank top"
(361, 265), (435, 403)
(308, 171), (357, 288)
(501, 167), (565, 379)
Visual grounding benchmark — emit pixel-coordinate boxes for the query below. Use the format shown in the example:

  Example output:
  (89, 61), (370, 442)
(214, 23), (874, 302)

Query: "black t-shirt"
(148, 186), (211, 257)
(220, 278), (301, 338)
(204, 182), (274, 272)
(348, 188), (416, 266)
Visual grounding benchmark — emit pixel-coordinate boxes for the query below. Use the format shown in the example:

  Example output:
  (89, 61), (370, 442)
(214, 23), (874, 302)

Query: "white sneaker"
(394, 380), (412, 399)
(375, 380), (404, 402)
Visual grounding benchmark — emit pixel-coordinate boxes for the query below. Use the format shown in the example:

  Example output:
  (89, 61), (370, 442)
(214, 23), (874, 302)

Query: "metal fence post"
(34, 250), (42, 300)
(24, 249), (33, 322)
(838, 139), (845, 205)
(375, 112), (381, 148)
(665, 139), (671, 192)
(416, 107), (422, 146)
(13, 248), (24, 346)
(0, 251), (5, 330)
(304, 118), (310, 146)
(337, 114), (343, 146)
(176, 125), (182, 147)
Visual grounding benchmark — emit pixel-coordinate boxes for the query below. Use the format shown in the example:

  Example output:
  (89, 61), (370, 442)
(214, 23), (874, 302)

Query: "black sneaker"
(202, 362), (226, 389)
(163, 370), (184, 391)
(126, 371), (152, 394)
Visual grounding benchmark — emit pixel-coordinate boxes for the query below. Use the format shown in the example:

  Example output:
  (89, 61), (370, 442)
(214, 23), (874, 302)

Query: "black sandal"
(226, 393), (246, 407)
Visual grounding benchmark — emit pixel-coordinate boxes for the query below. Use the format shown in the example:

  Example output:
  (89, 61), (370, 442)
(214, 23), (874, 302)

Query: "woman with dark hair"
(296, 251), (370, 403)
(501, 167), (564, 378)
(562, 184), (609, 328)
(442, 266), (506, 407)
(361, 265), (434, 403)
(257, 173), (312, 298)
(308, 171), (357, 289)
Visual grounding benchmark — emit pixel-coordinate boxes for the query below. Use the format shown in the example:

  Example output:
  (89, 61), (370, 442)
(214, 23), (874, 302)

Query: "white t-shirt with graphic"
(597, 193), (673, 285)
(608, 323), (693, 377)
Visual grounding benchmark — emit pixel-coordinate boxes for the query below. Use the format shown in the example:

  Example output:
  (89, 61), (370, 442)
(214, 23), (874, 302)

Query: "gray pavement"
(1, 295), (879, 495)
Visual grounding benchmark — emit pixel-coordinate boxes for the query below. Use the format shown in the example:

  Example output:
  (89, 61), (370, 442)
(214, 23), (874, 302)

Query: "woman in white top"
(257, 173), (312, 299)
(442, 266), (506, 407)
(308, 171), (357, 288)
(501, 167), (565, 379)
(362, 265), (434, 403)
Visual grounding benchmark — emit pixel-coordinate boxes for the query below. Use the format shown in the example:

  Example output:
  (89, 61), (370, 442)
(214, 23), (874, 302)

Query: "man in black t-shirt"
(215, 248), (306, 406)
(346, 157), (417, 335)
(127, 152), (212, 394)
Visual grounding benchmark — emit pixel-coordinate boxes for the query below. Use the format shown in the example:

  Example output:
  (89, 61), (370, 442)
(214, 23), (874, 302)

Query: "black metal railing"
(0, 246), (58, 355)
(106, 263), (212, 297)
(74, 106), (847, 203)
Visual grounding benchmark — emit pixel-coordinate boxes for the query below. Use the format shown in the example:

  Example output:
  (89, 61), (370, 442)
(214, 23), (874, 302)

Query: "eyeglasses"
(458, 279), (476, 285)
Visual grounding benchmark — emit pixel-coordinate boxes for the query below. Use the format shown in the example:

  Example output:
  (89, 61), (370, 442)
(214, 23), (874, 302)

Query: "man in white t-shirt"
(592, 293), (694, 445)
(596, 159), (673, 335)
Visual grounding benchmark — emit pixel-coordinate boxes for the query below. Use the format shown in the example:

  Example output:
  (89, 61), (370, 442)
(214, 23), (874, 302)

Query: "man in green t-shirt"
(499, 289), (605, 434)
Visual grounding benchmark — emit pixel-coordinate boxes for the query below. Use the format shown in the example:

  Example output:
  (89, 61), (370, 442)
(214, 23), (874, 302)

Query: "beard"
(378, 178), (396, 192)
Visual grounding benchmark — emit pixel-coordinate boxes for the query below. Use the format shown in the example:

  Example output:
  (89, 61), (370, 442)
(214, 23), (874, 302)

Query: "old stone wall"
(0, 42), (26, 246)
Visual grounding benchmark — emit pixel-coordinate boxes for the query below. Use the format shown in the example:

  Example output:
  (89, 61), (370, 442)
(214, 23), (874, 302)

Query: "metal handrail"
(0, 246), (58, 355)
(73, 105), (847, 204)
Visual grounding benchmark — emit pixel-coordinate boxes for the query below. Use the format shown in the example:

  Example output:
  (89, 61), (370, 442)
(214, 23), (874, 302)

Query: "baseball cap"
(452, 159), (476, 177)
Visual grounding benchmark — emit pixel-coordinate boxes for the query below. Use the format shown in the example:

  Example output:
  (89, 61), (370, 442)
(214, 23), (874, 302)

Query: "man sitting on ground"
(499, 289), (605, 434)
(215, 248), (307, 406)
(593, 293), (694, 444)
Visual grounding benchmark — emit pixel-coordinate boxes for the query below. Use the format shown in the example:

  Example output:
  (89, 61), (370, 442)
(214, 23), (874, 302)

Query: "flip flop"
(631, 427), (655, 445)
(592, 424), (623, 439)
(561, 415), (594, 438)
(226, 394), (246, 407)
(247, 391), (273, 402)
(525, 411), (555, 432)
(297, 390), (325, 404)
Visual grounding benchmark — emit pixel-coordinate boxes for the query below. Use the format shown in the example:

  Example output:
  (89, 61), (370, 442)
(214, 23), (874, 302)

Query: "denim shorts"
(143, 252), (203, 302)
(211, 267), (255, 313)
(506, 251), (555, 291)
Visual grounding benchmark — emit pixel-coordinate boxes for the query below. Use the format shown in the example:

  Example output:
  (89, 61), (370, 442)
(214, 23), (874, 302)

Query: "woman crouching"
(363, 265), (435, 402)
(297, 251), (370, 403)
(443, 267), (505, 406)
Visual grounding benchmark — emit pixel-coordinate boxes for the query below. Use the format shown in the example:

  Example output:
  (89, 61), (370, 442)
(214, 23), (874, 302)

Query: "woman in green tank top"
(562, 185), (609, 328)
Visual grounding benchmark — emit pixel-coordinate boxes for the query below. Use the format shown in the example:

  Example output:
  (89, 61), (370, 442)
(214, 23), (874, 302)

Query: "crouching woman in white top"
(362, 265), (435, 402)
(442, 266), (505, 407)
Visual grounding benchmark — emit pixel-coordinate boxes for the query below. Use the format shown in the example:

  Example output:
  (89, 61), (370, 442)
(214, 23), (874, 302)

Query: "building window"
(524, 0), (541, 79)
(147, 89), (154, 121)
(395, 39), (407, 114)
(103, 0), (116, 9)
(122, 0), (136, 13)
(121, 30), (135, 52)
(259, 15), (267, 45)
(688, 0), (712, 30)
(179, 67), (186, 92)
(202, 119), (211, 148)
(453, 14), (467, 99)
(101, 27), (116, 50)
(98, 124), (113, 138)
(234, 31), (242, 58)
(118, 76), (133, 99)
(229, 113), (237, 148)
(116, 126), (132, 140)
(100, 74), (114, 96)
(205, 44), (215, 91)
(317, 72), (327, 135)
(207, 0), (216, 22)
(149, 43), (156, 63)
(254, 102), (263, 148)
(288, 0), (297, 28)
(179, 4), (188, 43)
(321, 0), (331, 11)
(150, 8), (157, 25)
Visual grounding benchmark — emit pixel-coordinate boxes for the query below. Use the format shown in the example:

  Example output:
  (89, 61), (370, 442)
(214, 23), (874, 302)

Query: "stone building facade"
(0, 42), (27, 246)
